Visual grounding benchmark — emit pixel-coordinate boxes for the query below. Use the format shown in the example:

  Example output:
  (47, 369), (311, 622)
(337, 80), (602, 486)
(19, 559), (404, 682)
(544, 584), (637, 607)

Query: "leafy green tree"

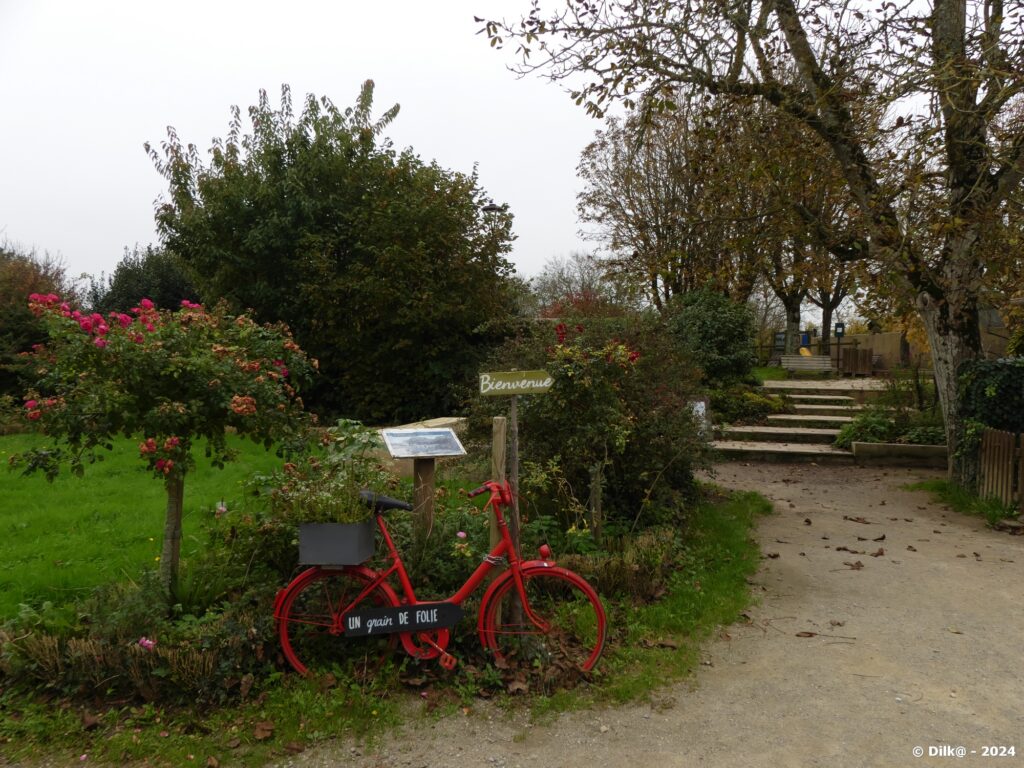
(147, 82), (517, 423)
(0, 244), (76, 396)
(15, 294), (314, 595)
(87, 245), (199, 313)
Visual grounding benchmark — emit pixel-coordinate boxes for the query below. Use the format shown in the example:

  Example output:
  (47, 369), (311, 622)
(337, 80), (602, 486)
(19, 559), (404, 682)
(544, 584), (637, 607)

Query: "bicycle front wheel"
(277, 566), (398, 678)
(481, 566), (607, 673)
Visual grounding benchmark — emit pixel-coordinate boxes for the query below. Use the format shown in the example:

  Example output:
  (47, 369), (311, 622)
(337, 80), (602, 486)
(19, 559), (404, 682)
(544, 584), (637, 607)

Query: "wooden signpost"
(381, 428), (466, 543)
(479, 370), (552, 555)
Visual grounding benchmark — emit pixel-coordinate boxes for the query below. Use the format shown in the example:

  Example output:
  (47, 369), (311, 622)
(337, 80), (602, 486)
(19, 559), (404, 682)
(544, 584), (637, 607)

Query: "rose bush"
(13, 293), (315, 596)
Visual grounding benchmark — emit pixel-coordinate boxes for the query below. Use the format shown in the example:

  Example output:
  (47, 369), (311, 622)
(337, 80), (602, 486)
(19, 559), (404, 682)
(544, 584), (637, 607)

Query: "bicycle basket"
(298, 521), (375, 565)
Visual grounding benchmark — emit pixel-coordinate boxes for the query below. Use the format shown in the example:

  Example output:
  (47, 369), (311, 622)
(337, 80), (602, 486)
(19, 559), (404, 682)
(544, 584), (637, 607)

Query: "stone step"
(788, 394), (856, 405)
(792, 404), (865, 417)
(712, 440), (855, 464)
(762, 379), (887, 403)
(767, 414), (855, 428)
(718, 425), (840, 444)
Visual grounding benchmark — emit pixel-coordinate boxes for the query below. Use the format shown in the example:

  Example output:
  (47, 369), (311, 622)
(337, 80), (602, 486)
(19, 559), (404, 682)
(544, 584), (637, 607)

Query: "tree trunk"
(918, 290), (982, 488)
(160, 474), (185, 598)
(783, 298), (802, 354)
(820, 303), (834, 356)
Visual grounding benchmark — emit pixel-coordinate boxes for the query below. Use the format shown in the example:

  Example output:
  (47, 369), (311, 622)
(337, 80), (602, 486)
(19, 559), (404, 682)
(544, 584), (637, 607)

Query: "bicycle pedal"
(439, 653), (457, 670)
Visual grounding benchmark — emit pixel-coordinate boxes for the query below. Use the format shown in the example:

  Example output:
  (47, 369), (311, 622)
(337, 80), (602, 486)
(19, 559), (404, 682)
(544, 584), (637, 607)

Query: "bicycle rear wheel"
(277, 566), (398, 677)
(481, 566), (606, 674)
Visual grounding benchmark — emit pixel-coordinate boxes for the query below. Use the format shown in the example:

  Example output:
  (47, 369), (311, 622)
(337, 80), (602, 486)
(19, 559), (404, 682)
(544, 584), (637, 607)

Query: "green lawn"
(0, 433), (286, 617)
(752, 365), (788, 382)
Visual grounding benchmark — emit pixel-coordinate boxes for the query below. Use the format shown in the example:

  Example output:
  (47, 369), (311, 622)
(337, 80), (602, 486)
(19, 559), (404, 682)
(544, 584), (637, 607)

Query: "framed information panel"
(381, 428), (466, 459)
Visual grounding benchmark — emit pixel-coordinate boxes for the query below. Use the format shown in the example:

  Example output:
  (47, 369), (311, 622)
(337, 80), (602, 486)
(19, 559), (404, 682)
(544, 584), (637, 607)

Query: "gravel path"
(279, 463), (1024, 768)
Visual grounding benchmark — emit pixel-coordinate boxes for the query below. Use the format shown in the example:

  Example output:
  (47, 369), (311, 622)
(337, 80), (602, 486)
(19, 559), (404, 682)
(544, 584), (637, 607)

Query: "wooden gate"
(978, 428), (1023, 510)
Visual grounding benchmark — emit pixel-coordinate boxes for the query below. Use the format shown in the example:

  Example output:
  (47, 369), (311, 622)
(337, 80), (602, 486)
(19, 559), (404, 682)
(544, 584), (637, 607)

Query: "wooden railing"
(979, 428), (1024, 510)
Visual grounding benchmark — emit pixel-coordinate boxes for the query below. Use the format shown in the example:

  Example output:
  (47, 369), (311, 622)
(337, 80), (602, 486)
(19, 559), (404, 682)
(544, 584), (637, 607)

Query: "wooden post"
(508, 395), (521, 555)
(490, 416), (507, 552)
(412, 457), (435, 544)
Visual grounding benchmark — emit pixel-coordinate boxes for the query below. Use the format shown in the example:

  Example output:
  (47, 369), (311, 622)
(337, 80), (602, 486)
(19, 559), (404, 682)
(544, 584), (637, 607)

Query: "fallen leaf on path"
(284, 742), (305, 755)
(947, 627), (964, 635)
(844, 515), (871, 524)
(870, 548), (885, 557)
(957, 554), (966, 558)
(226, 739), (241, 750)
(904, 518), (914, 522)
(795, 631), (818, 638)
(830, 620), (845, 627)
(765, 552), (780, 559)
(906, 545), (917, 552)
(844, 561), (865, 570)
(873, 534), (886, 541)
(836, 546), (864, 554)
(206, 758), (220, 768)
(253, 721), (274, 741)
(857, 536), (868, 541)
(507, 680), (529, 694)
(804, 518), (812, 525)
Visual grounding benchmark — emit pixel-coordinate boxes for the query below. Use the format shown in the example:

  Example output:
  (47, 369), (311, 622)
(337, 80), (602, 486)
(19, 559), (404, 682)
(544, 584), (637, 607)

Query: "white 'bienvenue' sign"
(479, 370), (554, 397)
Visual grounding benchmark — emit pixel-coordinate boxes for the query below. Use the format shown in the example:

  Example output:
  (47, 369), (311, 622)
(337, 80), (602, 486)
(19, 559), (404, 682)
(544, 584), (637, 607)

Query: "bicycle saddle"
(359, 489), (413, 513)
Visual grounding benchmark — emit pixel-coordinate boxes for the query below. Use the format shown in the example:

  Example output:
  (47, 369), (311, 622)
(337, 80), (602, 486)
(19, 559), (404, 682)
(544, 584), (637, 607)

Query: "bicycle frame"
(308, 480), (552, 663)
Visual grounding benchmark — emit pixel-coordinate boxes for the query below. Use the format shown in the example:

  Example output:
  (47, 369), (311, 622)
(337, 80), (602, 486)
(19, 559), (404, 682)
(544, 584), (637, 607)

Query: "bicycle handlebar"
(468, 484), (490, 498)
(468, 480), (513, 506)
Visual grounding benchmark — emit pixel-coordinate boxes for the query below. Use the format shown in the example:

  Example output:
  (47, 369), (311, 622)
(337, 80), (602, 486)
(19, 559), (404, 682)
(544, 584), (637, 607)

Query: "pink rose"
(93, 338), (108, 348)
(140, 298), (154, 310)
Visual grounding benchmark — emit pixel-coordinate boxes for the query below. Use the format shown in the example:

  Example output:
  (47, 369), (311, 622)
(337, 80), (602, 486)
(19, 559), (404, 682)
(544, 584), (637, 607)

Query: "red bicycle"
(274, 480), (607, 677)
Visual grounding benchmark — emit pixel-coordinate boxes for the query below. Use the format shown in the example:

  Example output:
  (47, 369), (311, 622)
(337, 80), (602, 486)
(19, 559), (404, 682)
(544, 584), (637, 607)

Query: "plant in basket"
(264, 419), (400, 564)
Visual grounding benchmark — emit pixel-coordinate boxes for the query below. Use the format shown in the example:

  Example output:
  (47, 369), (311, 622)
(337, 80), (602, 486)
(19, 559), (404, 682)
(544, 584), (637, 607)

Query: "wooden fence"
(979, 428), (1024, 511)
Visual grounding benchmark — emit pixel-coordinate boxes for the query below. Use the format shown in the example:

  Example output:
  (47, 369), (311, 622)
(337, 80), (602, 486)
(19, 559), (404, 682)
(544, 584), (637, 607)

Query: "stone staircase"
(712, 379), (887, 464)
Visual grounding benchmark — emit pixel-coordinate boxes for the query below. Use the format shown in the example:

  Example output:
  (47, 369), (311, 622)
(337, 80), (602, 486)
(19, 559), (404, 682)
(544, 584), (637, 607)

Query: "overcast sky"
(0, 0), (601, 283)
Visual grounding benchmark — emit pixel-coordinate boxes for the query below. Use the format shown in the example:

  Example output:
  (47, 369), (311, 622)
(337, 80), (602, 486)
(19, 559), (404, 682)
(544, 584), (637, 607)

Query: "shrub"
(959, 358), (1024, 433)
(468, 315), (706, 539)
(708, 386), (791, 423)
(834, 410), (897, 449)
(668, 289), (757, 386)
(898, 426), (946, 445)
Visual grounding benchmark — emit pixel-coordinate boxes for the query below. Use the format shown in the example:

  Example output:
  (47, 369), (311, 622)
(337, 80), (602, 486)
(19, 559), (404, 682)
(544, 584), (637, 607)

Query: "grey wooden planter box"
(299, 521), (375, 565)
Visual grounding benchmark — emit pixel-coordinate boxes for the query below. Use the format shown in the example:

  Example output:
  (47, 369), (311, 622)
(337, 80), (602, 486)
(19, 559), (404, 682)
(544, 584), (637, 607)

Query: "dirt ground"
(279, 462), (1024, 768)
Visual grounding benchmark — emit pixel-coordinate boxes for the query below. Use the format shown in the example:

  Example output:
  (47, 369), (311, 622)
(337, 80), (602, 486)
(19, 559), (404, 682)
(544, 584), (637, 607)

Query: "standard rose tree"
(15, 294), (316, 596)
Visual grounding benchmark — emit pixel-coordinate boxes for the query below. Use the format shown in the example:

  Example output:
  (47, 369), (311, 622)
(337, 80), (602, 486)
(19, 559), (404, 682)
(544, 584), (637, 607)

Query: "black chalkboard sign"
(343, 602), (464, 637)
